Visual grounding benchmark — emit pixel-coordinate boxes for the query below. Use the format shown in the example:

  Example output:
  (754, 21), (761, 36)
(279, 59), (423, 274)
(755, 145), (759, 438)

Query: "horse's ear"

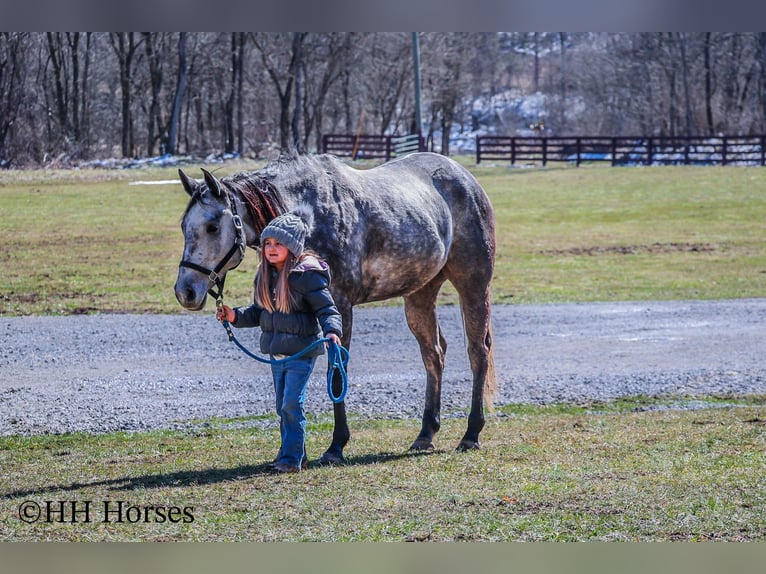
(201, 168), (223, 198)
(178, 169), (197, 197)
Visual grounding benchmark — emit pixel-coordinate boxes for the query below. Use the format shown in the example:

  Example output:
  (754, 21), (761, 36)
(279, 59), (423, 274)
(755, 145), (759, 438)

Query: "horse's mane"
(223, 172), (287, 235)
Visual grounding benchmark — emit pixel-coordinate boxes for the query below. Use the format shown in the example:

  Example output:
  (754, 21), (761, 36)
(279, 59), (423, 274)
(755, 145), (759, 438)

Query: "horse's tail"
(484, 312), (498, 413)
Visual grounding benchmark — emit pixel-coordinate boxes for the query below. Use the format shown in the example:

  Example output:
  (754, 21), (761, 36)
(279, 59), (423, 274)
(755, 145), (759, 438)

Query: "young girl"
(216, 204), (343, 473)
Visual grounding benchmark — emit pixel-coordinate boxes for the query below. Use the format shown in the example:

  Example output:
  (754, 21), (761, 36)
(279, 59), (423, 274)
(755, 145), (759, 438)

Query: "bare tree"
(109, 32), (139, 157)
(760, 33), (766, 134)
(6, 32), (766, 166)
(251, 32), (304, 152)
(301, 32), (352, 152)
(142, 32), (166, 156)
(44, 32), (93, 157)
(360, 33), (411, 134)
(703, 32), (715, 135)
(166, 32), (187, 155)
(223, 32), (245, 154)
(0, 33), (28, 164)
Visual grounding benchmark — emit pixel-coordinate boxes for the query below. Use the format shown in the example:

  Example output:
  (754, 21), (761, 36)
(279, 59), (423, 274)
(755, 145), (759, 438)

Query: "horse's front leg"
(318, 388), (350, 465)
(318, 302), (352, 465)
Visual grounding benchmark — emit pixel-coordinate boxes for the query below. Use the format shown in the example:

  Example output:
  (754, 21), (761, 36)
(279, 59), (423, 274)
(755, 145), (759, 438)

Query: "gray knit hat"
(260, 203), (315, 257)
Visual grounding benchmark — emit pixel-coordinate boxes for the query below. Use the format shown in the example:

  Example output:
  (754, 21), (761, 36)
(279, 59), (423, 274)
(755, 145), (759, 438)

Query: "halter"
(178, 192), (247, 302)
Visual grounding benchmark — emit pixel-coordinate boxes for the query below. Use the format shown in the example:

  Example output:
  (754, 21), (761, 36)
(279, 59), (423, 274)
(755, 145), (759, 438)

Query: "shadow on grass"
(1, 449), (439, 499)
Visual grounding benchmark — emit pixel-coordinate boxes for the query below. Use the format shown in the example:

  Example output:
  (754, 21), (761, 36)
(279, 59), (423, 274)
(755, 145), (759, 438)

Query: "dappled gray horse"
(174, 152), (496, 464)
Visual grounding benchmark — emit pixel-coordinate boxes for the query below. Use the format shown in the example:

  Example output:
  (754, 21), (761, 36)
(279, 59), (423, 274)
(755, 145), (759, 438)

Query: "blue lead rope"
(220, 319), (349, 403)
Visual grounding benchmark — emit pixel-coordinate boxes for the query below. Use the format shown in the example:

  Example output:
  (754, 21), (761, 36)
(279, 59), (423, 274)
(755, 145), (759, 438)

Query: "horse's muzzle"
(174, 275), (207, 311)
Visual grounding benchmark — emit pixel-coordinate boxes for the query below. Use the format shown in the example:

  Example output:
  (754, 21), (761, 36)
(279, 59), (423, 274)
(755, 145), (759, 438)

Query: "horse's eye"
(206, 223), (219, 234)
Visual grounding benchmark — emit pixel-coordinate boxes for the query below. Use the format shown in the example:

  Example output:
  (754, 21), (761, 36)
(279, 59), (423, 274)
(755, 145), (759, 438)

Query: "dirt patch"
(540, 242), (717, 257)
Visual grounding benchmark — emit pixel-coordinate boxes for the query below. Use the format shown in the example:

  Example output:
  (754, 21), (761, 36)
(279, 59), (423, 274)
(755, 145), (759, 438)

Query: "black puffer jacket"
(232, 256), (343, 358)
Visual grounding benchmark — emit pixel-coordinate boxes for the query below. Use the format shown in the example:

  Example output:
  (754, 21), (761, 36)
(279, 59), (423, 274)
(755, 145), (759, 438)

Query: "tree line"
(1, 32), (765, 167)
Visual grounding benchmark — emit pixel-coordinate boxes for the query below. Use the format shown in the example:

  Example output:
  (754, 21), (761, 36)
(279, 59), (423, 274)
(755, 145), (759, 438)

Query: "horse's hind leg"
(454, 283), (494, 451)
(404, 274), (448, 451)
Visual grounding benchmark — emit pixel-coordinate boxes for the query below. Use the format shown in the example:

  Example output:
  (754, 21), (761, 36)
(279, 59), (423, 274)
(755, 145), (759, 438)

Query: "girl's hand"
(216, 305), (235, 323)
(326, 333), (342, 347)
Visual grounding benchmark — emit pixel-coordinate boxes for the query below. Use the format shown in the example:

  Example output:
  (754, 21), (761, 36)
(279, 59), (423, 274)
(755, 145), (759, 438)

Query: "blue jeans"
(271, 356), (316, 468)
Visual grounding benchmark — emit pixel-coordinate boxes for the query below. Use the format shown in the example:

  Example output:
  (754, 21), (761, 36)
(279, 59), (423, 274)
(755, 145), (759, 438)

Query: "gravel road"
(1, 299), (764, 436)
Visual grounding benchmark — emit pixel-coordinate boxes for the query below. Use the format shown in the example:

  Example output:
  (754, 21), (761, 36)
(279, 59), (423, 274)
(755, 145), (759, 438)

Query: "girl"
(216, 204), (343, 473)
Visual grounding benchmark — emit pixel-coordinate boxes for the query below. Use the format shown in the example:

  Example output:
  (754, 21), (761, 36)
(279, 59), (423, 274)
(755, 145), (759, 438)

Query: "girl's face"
(262, 237), (290, 270)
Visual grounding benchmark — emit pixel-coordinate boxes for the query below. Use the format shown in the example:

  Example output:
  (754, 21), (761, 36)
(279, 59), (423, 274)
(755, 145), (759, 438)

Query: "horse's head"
(174, 168), (246, 311)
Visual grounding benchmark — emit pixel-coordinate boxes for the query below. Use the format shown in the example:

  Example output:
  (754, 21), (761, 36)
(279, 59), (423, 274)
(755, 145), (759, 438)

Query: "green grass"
(2, 160), (765, 315)
(2, 396), (765, 541)
(479, 164), (766, 304)
(2, 160), (765, 542)
(0, 161), (265, 315)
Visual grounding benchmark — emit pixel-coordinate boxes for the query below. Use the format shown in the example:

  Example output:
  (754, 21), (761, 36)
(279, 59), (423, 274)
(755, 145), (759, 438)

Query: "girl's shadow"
(2, 450), (438, 499)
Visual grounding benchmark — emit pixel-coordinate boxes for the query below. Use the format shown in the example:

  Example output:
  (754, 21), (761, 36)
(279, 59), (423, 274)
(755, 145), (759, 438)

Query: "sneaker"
(266, 458), (309, 472)
(267, 457), (308, 470)
(270, 462), (300, 473)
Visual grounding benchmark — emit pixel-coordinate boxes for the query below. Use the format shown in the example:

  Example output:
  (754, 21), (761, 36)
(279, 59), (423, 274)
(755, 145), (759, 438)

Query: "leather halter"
(178, 193), (247, 302)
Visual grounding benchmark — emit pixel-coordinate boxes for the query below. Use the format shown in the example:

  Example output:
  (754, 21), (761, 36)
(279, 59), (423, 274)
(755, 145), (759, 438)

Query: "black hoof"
(318, 450), (345, 465)
(456, 439), (481, 452)
(409, 438), (435, 452)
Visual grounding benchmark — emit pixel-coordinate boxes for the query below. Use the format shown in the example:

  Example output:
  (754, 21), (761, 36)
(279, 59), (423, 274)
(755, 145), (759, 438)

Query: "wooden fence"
(476, 135), (766, 166)
(322, 133), (425, 161)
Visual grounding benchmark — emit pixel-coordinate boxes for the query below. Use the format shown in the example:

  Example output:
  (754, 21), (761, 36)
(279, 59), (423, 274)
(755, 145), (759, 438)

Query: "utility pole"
(412, 32), (423, 136)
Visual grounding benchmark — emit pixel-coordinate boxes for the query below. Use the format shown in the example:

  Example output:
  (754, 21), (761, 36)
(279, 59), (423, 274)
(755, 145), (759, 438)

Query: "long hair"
(254, 250), (318, 313)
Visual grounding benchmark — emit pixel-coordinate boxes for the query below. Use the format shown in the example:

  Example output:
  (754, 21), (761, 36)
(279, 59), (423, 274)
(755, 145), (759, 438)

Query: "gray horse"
(174, 152), (496, 464)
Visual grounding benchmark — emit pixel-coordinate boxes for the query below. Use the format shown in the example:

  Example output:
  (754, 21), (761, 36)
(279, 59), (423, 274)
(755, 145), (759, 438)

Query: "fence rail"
(322, 133), (425, 161)
(476, 135), (766, 166)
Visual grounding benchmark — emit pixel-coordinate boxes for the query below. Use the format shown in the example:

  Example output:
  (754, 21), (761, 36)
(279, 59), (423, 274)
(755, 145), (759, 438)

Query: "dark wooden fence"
(476, 135), (766, 166)
(322, 133), (425, 161)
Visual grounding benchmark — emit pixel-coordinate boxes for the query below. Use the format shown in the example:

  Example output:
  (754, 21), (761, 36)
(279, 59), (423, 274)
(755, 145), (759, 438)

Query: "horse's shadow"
(1, 449), (438, 499)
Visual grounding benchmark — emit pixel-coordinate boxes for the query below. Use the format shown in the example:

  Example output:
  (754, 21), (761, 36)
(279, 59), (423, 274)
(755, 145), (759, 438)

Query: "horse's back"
(263, 153), (494, 302)
(370, 153), (493, 222)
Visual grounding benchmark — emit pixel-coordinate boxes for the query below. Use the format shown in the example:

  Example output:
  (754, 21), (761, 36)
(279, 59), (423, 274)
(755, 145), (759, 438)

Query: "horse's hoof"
(456, 439), (481, 452)
(318, 451), (345, 465)
(409, 438), (435, 452)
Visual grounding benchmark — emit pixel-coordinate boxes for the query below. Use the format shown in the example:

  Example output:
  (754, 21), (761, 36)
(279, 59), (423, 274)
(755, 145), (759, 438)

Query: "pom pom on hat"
(260, 203), (315, 257)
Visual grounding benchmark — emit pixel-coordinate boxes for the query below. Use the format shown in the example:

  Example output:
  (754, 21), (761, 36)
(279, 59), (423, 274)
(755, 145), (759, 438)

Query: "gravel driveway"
(1, 299), (764, 436)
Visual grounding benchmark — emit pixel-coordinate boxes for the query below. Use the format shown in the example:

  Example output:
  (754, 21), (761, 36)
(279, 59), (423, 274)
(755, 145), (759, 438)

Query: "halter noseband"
(178, 193), (247, 302)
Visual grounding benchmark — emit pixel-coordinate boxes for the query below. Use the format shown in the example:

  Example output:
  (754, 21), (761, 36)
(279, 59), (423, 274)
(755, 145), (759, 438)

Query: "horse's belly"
(360, 244), (447, 302)
(356, 184), (453, 302)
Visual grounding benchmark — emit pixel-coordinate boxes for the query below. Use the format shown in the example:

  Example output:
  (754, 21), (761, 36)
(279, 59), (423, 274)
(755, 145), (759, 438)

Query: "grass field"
(1, 159), (765, 314)
(2, 397), (765, 542)
(2, 159), (765, 542)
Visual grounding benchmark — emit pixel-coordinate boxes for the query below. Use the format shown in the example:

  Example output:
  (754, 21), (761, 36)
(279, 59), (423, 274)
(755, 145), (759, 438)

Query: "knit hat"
(260, 203), (315, 257)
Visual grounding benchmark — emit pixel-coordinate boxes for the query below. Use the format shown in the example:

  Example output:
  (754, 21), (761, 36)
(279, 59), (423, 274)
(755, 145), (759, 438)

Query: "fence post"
(647, 137), (653, 166)
(611, 138), (617, 166)
(542, 138), (547, 166)
(722, 136), (727, 166)
(576, 137), (581, 167)
(762, 136), (765, 167)
(511, 138), (516, 165)
(476, 137), (481, 164)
